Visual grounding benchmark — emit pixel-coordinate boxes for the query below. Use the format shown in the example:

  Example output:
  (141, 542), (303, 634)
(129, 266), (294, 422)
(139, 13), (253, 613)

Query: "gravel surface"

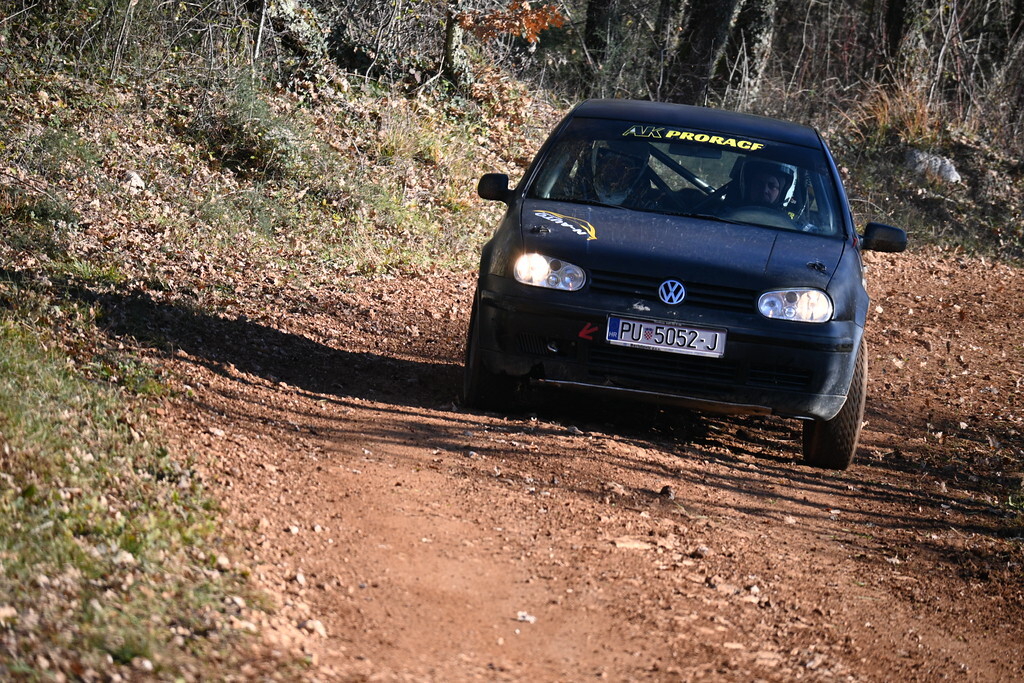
(157, 248), (1023, 681)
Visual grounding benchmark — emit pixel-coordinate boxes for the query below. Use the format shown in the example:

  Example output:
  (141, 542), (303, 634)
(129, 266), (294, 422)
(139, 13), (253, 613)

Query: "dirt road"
(154, 248), (1023, 681)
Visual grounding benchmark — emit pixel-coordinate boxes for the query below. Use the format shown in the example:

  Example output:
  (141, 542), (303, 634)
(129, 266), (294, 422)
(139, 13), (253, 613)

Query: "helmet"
(739, 160), (795, 207)
(590, 140), (649, 203)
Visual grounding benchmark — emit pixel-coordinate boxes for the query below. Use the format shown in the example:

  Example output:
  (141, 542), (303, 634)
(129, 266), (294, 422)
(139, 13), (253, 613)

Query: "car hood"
(521, 201), (845, 289)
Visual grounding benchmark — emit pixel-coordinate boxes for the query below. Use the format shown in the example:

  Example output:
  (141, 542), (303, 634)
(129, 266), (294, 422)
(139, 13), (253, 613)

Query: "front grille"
(589, 346), (740, 391)
(517, 333), (554, 356)
(588, 269), (756, 312)
(747, 367), (813, 390)
(588, 346), (813, 393)
(587, 271), (658, 297)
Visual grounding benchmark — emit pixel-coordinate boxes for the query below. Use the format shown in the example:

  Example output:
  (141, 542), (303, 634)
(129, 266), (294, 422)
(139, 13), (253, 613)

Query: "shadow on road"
(33, 273), (1017, 572)
(64, 283), (463, 409)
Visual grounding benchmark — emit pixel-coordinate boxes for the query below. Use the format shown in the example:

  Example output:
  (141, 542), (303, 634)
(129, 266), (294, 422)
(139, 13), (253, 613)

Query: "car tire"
(802, 341), (867, 470)
(462, 298), (520, 411)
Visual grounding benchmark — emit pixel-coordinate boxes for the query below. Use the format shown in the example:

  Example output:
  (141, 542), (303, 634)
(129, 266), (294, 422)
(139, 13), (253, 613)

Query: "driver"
(589, 140), (651, 205)
(740, 160), (794, 208)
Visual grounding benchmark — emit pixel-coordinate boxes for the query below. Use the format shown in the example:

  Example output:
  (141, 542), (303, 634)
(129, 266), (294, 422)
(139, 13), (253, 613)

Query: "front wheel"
(802, 342), (867, 470)
(461, 299), (520, 411)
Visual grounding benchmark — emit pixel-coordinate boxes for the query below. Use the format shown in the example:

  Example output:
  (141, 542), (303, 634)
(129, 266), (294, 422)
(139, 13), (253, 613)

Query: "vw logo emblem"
(658, 279), (686, 305)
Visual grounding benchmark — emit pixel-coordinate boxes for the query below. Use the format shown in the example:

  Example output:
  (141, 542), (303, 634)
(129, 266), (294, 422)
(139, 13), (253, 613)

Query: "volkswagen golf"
(463, 99), (907, 470)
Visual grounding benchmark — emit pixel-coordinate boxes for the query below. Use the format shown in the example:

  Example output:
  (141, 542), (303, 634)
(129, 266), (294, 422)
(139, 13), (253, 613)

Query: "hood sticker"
(533, 210), (597, 240)
(622, 125), (765, 151)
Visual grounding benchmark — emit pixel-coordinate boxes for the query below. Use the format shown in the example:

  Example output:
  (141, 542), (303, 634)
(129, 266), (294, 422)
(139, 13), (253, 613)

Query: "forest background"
(1, 0), (1023, 678)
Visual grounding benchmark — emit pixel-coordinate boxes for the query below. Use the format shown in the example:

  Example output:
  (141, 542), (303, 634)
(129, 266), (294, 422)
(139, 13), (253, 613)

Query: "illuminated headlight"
(758, 289), (833, 322)
(514, 253), (586, 291)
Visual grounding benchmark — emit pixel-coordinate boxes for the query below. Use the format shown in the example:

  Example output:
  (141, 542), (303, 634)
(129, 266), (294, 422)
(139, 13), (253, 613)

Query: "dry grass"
(0, 38), (555, 678)
(839, 78), (944, 148)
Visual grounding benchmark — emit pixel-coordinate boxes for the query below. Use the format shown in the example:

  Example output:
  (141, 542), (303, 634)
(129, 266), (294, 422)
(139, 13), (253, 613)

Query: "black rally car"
(464, 99), (906, 469)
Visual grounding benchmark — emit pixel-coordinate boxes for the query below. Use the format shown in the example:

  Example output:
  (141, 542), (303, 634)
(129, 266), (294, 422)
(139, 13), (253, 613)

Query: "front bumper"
(475, 276), (862, 421)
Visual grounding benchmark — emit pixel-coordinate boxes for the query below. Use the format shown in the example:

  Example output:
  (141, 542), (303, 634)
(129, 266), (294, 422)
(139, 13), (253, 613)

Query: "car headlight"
(758, 289), (833, 322)
(513, 253), (586, 291)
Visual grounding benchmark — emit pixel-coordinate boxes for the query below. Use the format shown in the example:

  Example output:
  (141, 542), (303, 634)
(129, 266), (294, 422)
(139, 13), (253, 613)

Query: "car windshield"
(527, 117), (845, 236)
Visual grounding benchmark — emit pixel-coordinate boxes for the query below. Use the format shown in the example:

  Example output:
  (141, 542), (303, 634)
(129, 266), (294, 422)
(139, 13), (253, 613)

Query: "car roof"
(571, 99), (824, 149)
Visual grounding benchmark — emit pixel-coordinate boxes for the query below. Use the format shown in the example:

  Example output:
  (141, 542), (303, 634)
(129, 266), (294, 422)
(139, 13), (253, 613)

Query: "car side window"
(532, 139), (589, 200)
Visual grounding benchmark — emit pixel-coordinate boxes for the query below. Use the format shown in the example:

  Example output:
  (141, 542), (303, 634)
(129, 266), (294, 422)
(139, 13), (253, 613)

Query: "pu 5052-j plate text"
(606, 316), (726, 358)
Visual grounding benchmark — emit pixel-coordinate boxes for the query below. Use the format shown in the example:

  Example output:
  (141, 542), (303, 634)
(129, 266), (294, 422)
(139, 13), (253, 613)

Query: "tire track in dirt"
(155, 252), (1023, 681)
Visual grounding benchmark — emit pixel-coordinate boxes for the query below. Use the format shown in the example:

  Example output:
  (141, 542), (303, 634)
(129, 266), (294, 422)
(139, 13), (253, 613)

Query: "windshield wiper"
(546, 197), (626, 210)
(653, 210), (744, 225)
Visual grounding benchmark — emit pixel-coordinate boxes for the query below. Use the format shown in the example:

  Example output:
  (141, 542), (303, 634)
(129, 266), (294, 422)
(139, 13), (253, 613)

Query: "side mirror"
(478, 173), (514, 203)
(861, 222), (908, 253)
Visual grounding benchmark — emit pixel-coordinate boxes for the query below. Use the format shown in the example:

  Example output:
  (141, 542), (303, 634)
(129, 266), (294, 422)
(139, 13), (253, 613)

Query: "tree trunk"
(583, 0), (615, 66)
(883, 0), (908, 61)
(648, 0), (686, 99)
(724, 0), (777, 108)
(664, 0), (741, 105)
(441, 2), (471, 89)
(874, 0), (908, 82)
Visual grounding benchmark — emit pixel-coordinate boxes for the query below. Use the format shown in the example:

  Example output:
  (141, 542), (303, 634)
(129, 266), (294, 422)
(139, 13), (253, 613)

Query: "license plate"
(606, 316), (725, 358)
